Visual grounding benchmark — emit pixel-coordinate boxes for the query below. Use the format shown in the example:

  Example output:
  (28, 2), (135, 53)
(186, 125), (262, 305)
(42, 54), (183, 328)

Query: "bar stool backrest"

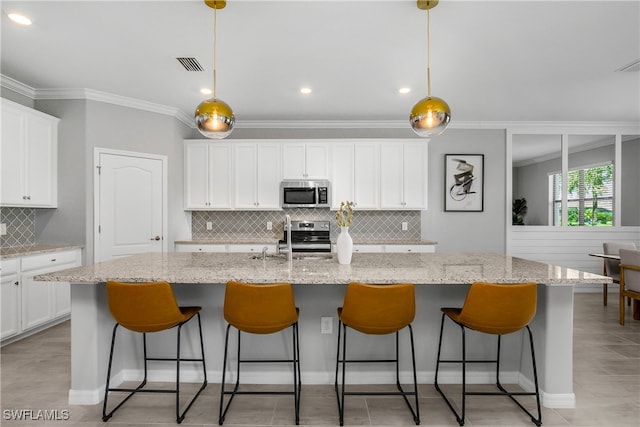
(457, 282), (537, 335)
(620, 249), (640, 292)
(106, 281), (186, 333)
(224, 281), (298, 334)
(340, 282), (415, 334)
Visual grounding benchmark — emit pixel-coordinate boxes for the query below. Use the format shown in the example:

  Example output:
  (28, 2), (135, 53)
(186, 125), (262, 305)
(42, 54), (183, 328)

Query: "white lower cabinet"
(1, 259), (20, 340)
(1, 248), (81, 342)
(341, 244), (435, 254)
(175, 243), (277, 254)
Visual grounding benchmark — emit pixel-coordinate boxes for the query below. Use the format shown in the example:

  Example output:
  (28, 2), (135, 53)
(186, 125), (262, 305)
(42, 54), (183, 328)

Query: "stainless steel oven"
(278, 220), (331, 253)
(280, 179), (330, 208)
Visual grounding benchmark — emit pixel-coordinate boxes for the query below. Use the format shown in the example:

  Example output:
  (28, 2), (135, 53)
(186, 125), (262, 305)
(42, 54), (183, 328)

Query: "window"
(550, 163), (614, 226)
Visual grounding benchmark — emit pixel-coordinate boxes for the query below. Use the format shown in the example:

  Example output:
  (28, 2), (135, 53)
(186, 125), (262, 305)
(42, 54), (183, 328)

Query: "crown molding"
(1, 75), (36, 98)
(2, 75), (638, 133)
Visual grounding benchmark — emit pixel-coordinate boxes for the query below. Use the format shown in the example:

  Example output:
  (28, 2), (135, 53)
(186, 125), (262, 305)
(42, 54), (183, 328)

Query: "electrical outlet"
(402, 222), (408, 231)
(321, 317), (333, 334)
(267, 221), (273, 230)
(0, 223), (6, 236)
(206, 221), (213, 230)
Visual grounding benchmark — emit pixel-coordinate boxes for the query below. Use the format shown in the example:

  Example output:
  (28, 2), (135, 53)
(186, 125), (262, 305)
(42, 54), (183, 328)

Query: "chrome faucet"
(261, 246), (268, 260)
(285, 214), (293, 262)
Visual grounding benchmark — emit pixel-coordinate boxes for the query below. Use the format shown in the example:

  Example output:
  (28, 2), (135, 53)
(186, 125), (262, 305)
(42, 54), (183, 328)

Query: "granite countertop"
(0, 244), (84, 259)
(36, 251), (610, 286)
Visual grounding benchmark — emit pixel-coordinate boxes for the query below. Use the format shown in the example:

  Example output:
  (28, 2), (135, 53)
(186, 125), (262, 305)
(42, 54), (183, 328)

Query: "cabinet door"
(21, 271), (53, 331)
(24, 114), (57, 206)
(256, 144), (281, 209)
(380, 143), (405, 208)
(208, 143), (232, 209)
(0, 104), (26, 205)
(1, 267), (20, 340)
(402, 142), (427, 209)
(234, 143), (259, 208)
(282, 143), (307, 179)
(353, 143), (379, 209)
(184, 142), (210, 209)
(304, 143), (329, 179)
(331, 143), (354, 208)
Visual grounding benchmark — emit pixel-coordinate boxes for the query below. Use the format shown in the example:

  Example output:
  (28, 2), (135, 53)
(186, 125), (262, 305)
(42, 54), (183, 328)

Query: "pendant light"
(410, 0), (451, 137)
(195, 0), (235, 139)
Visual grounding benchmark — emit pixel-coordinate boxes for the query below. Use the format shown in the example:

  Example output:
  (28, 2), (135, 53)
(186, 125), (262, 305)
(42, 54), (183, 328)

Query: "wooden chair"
(619, 249), (640, 326)
(434, 282), (541, 426)
(602, 242), (636, 305)
(335, 282), (419, 426)
(219, 281), (301, 425)
(102, 281), (207, 424)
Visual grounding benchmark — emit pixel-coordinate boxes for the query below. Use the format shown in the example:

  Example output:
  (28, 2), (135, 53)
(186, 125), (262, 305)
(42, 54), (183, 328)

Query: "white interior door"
(95, 149), (167, 262)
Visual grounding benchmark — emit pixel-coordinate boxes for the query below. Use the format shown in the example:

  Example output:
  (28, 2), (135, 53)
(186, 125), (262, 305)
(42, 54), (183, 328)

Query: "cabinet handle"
(14, 281), (19, 286)
(151, 236), (161, 241)
(51, 258), (57, 262)
(23, 195), (31, 200)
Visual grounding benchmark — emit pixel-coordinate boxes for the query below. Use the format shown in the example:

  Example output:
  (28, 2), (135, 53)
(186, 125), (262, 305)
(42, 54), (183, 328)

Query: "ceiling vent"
(615, 59), (640, 73)
(177, 57), (204, 72)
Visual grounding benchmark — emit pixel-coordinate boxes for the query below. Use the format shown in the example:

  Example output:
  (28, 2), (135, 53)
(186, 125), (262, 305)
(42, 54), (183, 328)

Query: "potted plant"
(512, 198), (527, 225)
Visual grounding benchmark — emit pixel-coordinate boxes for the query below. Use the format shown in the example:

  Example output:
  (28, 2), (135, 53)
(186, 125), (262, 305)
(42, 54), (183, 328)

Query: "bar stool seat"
(335, 282), (420, 426)
(102, 280), (207, 424)
(434, 281), (541, 426)
(219, 281), (301, 425)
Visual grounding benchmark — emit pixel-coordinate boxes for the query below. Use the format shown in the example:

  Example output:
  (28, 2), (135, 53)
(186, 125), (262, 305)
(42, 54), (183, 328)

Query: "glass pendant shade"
(410, 96), (451, 137)
(195, 98), (235, 139)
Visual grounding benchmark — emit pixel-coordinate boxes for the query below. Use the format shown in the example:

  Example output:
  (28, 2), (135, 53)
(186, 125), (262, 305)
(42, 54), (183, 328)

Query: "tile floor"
(1, 292), (639, 426)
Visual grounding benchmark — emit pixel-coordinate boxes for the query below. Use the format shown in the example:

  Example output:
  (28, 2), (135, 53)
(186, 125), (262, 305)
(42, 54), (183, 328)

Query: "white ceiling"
(1, 0), (639, 126)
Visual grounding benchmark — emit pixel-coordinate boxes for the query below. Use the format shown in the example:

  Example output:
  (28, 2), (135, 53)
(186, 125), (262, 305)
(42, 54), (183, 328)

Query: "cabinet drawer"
(384, 245), (435, 253)
(353, 245), (384, 253)
(1, 259), (19, 275)
(227, 244), (276, 253)
(21, 250), (79, 272)
(175, 244), (226, 253)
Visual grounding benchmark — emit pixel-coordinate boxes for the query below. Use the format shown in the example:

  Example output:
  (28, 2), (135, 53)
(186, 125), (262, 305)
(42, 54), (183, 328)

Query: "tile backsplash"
(0, 207), (36, 248)
(192, 209), (421, 242)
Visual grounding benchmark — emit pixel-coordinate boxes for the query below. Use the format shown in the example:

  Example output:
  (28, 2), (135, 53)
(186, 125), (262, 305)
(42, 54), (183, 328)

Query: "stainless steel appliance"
(278, 220), (331, 253)
(280, 179), (330, 208)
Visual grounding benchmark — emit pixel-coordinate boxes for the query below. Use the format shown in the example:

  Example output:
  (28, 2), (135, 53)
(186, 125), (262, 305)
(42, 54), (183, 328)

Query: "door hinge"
(98, 225), (101, 233)
(96, 165), (101, 175)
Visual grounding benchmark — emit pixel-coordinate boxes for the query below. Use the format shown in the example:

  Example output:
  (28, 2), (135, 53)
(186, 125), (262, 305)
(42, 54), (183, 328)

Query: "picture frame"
(444, 154), (484, 212)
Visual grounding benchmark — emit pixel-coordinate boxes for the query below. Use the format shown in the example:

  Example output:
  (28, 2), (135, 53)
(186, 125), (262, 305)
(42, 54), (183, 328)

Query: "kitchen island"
(37, 252), (609, 409)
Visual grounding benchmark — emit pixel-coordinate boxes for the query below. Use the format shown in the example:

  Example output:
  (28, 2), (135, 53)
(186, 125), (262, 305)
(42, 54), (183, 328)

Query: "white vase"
(336, 226), (353, 265)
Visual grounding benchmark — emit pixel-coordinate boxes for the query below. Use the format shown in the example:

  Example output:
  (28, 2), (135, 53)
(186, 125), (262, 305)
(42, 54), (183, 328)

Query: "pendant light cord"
(213, 5), (217, 99)
(427, 8), (431, 97)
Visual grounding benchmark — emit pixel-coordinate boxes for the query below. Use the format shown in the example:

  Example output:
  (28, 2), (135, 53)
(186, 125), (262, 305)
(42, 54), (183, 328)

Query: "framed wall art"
(444, 154), (484, 212)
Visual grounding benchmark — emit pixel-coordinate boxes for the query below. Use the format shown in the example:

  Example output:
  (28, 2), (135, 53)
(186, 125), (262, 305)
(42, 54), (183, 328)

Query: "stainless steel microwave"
(280, 179), (330, 208)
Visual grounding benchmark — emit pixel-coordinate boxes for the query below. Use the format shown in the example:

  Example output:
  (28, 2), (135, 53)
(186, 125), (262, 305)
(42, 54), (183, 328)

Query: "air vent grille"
(177, 57), (204, 72)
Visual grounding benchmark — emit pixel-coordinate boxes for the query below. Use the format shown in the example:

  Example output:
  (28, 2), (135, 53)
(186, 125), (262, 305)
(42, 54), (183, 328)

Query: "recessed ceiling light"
(300, 87), (312, 95)
(398, 87), (411, 95)
(8, 13), (32, 26)
(200, 88), (212, 95)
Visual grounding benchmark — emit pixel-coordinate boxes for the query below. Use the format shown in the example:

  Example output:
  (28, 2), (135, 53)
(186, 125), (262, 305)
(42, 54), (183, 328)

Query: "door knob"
(151, 236), (161, 241)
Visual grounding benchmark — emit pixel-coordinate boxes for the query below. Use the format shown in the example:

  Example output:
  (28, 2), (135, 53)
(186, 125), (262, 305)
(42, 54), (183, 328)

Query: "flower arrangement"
(335, 201), (354, 228)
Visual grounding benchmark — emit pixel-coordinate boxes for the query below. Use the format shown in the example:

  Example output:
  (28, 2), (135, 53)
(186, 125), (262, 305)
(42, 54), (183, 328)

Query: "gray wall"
(621, 138), (640, 226)
(32, 99), (192, 263)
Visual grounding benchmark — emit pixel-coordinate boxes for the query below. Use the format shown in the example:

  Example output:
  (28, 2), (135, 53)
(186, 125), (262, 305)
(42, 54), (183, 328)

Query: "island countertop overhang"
(35, 252), (611, 286)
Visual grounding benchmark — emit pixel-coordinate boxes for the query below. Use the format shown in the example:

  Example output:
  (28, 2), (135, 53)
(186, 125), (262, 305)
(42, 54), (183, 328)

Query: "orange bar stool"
(219, 281), (301, 425)
(335, 282), (419, 426)
(434, 282), (541, 426)
(102, 281), (207, 424)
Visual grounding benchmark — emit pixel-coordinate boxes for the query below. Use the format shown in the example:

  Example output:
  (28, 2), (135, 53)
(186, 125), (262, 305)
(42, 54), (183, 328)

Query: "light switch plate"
(267, 221), (273, 230)
(0, 223), (6, 236)
(402, 222), (408, 231)
(206, 221), (213, 230)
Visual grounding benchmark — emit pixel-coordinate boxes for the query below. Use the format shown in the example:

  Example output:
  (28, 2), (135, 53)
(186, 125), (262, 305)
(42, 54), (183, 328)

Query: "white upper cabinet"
(1, 99), (58, 207)
(380, 141), (428, 210)
(184, 141), (232, 209)
(233, 142), (281, 210)
(331, 142), (379, 209)
(282, 142), (329, 179)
